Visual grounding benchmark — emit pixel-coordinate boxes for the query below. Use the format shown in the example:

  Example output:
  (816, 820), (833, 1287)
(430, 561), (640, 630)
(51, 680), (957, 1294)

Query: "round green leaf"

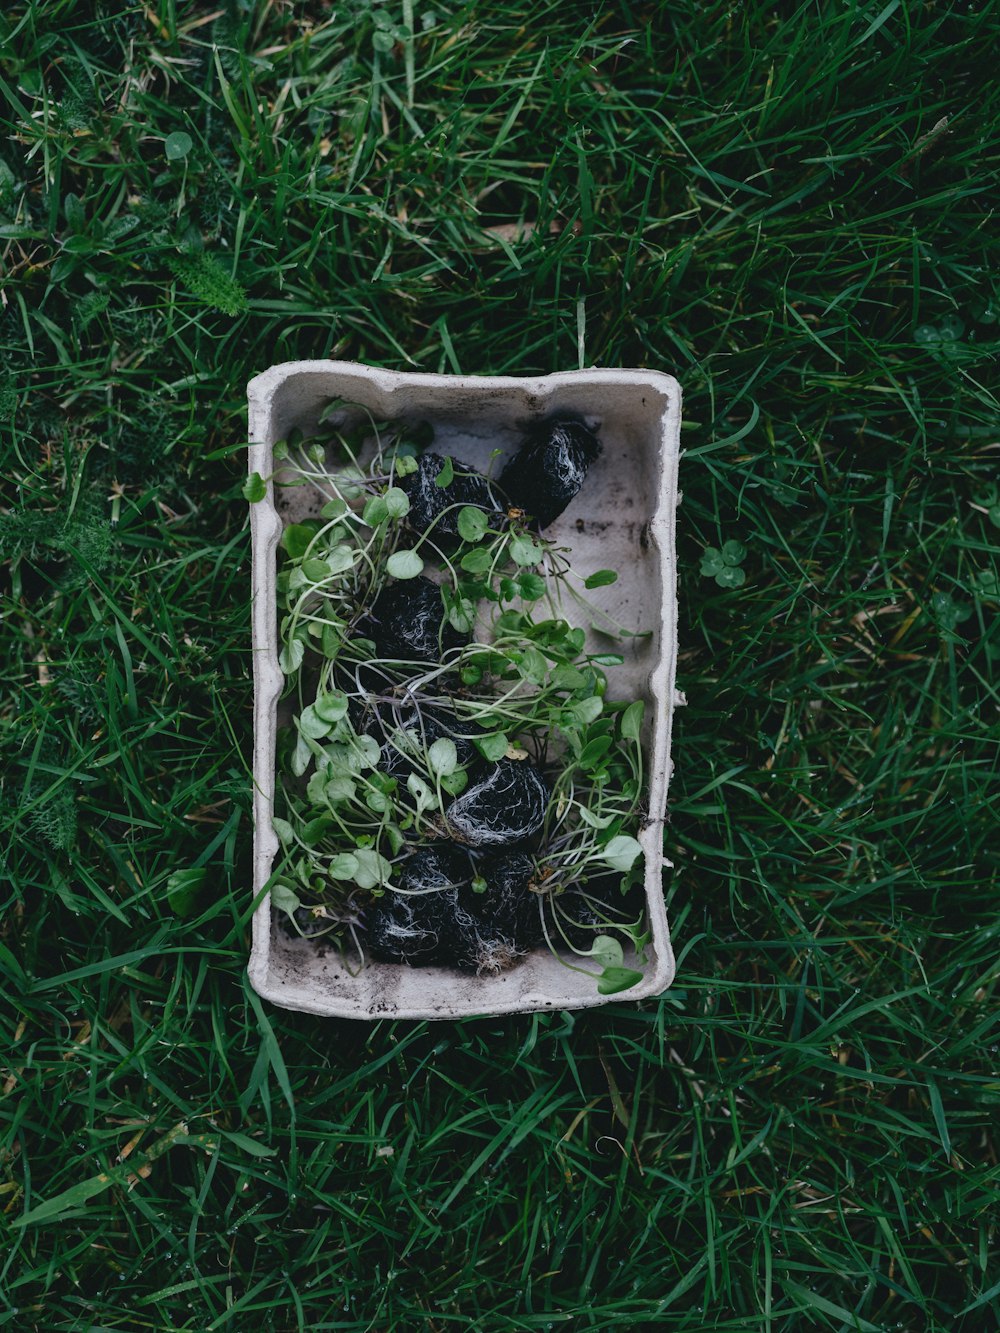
(446, 596), (477, 634)
(460, 547), (493, 574)
(164, 131), (193, 161)
(298, 704), (330, 740)
(352, 849), (392, 890)
(281, 523), (318, 558)
(457, 506), (489, 542)
(601, 834), (643, 872)
(328, 853), (360, 880)
(166, 868), (207, 917)
(314, 692), (349, 723)
(272, 816), (295, 846)
(474, 733), (509, 763)
(586, 935), (624, 968)
(386, 549), (424, 579)
(243, 472), (266, 503)
(510, 535), (542, 566)
(270, 882), (301, 915)
(517, 572), (546, 600)
(384, 486), (410, 517)
(715, 565), (746, 588)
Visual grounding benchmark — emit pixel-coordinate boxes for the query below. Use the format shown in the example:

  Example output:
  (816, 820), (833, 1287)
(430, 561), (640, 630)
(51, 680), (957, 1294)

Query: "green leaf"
(602, 834), (643, 872)
(586, 934), (624, 968)
(584, 569), (619, 589)
(568, 697), (603, 726)
(278, 637), (305, 675)
(551, 664), (586, 690)
(620, 700), (644, 741)
(518, 645), (548, 684)
(386, 549), (424, 579)
(407, 773), (433, 813)
(64, 192), (86, 230)
(720, 540), (746, 565)
(291, 731), (312, 778)
(324, 776), (357, 805)
(352, 848), (392, 890)
(446, 596), (477, 634)
(352, 735), (382, 769)
(474, 733), (509, 763)
(440, 769), (469, 796)
(434, 455), (455, 488)
(243, 472), (266, 503)
(577, 805), (615, 829)
(597, 966), (644, 995)
(394, 453), (419, 477)
(270, 882), (301, 915)
(272, 817), (295, 846)
(428, 738), (458, 776)
(298, 705), (330, 740)
(384, 486), (410, 517)
(715, 565), (746, 588)
(579, 735), (613, 769)
(590, 653), (624, 666)
(14, 1169), (119, 1227)
(301, 815), (334, 846)
(363, 494), (389, 526)
(164, 131), (193, 160)
(281, 523), (317, 558)
(313, 692), (349, 723)
(460, 547), (493, 574)
(517, 572), (546, 600)
(321, 497), (349, 520)
(219, 1131), (279, 1159)
(510, 535), (542, 566)
(457, 506), (489, 542)
(166, 868), (207, 917)
(328, 853), (360, 880)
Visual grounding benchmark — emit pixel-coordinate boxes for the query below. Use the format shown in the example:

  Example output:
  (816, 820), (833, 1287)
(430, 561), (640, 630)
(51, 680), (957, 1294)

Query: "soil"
(443, 758), (549, 847)
(499, 417), (602, 529)
(358, 576), (468, 663)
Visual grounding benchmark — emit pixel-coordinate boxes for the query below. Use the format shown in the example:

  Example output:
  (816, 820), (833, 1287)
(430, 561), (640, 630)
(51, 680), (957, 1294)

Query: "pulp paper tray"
(247, 362), (682, 1020)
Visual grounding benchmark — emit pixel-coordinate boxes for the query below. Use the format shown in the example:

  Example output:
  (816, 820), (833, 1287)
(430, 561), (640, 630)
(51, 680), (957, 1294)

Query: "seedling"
(262, 408), (649, 993)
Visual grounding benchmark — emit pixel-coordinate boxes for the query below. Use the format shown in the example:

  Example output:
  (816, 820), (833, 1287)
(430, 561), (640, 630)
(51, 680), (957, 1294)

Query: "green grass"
(2, 0), (999, 1328)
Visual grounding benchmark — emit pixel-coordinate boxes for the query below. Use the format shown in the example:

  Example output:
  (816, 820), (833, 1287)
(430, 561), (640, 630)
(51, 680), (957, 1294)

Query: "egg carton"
(247, 362), (682, 1020)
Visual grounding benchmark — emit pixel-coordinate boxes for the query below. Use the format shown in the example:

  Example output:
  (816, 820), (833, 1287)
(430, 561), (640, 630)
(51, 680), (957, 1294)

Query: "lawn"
(1, 1), (999, 1329)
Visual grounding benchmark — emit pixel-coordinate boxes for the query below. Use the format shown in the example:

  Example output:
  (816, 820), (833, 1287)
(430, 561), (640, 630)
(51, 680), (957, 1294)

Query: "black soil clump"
(462, 850), (542, 950)
(499, 418), (602, 529)
(358, 577), (467, 663)
(444, 759), (549, 848)
(399, 452), (503, 543)
(365, 843), (471, 964)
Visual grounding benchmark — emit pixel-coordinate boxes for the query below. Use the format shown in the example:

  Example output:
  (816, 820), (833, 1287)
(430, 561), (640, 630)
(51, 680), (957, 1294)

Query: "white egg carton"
(247, 362), (682, 1019)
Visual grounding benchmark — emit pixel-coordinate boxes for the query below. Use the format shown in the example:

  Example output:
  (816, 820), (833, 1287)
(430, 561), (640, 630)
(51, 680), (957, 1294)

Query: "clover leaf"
(700, 540), (747, 587)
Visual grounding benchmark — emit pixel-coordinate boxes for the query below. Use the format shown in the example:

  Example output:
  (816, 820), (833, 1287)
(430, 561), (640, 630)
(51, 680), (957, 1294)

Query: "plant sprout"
(261, 408), (650, 994)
